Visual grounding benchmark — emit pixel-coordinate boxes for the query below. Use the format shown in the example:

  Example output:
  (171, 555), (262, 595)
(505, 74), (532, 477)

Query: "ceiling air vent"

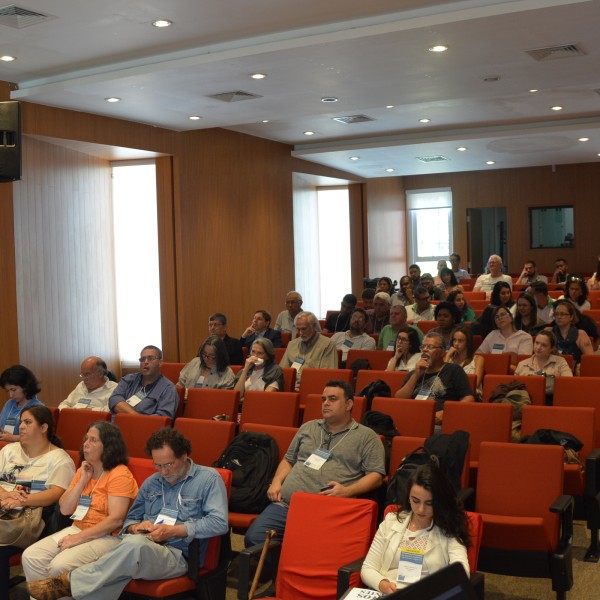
(332, 114), (375, 124)
(0, 5), (54, 28)
(525, 43), (585, 61)
(208, 91), (263, 102)
(416, 155), (449, 163)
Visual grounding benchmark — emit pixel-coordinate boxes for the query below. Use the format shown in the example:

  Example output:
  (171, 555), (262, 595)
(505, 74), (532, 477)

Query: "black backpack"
(361, 410), (400, 471)
(386, 430), (470, 506)
(213, 431), (279, 513)
(357, 379), (391, 411)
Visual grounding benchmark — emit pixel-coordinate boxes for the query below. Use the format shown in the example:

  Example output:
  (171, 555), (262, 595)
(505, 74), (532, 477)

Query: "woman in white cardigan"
(361, 464), (470, 594)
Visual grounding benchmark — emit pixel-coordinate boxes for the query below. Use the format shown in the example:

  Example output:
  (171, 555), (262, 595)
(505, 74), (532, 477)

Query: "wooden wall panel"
(404, 163), (600, 275)
(174, 128), (295, 360)
(349, 183), (366, 296)
(364, 177), (407, 283)
(12, 137), (119, 405)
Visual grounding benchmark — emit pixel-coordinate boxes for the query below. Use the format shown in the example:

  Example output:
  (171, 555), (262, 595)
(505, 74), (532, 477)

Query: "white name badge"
(155, 507), (178, 526)
(195, 375), (206, 388)
(291, 356), (305, 371)
(396, 548), (425, 583)
(4, 418), (16, 434)
(304, 448), (331, 470)
(491, 343), (505, 355)
(71, 495), (92, 520)
(343, 339), (354, 349)
(387, 343), (395, 351)
(73, 398), (92, 409)
(127, 390), (146, 407)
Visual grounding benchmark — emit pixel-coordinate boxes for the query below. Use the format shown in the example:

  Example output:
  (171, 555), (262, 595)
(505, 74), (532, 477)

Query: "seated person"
(445, 326), (484, 398)
(109, 345), (179, 420)
(324, 294), (357, 332)
(240, 310), (282, 349)
(376, 277), (394, 295)
(558, 275), (591, 312)
(331, 308), (376, 366)
(433, 260), (448, 285)
(361, 464), (470, 595)
(385, 326), (422, 372)
(409, 264), (421, 288)
(279, 312), (338, 390)
(361, 288), (375, 310)
(513, 292), (545, 335)
(429, 301), (461, 348)
(406, 286), (435, 323)
(527, 282), (554, 323)
(449, 252), (470, 281)
(515, 330), (573, 403)
(23, 422), (138, 585)
(395, 332), (474, 426)
(551, 258), (569, 284)
(471, 281), (514, 338)
(178, 335), (235, 395)
(421, 273), (446, 301)
(391, 276), (415, 307)
(435, 267), (463, 296)
(446, 290), (476, 324)
(0, 364), (44, 443)
(274, 291), (303, 336)
(378, 305), (423, 351)
(473, 255), (512, 298)
(234, 338), (285, 399)
(518, 260), (547, 285)
(476, 306), (533, 368)
(366, 292), (391, 334)
(208, 313), (243, 365)
(58, 356), (117, 412)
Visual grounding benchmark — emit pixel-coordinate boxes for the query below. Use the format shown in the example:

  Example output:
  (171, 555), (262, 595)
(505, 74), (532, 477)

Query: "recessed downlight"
(386, 105), (394, 109)
(486, 161), (495, 165)
(429, 45), (448, 53)
(385, 168), (395, 173)
(551, 106), (563, 111)
(189, 116), (201, 120)
(349, 156), (360, 161)
(419, 118), (431, 123)
(152, 19), (172, 28)
(105, 97), (121, 103)
(303, 131), (315, 136)
(456, 147), (468, 152)
(529, 89), (539, 93)
(251, 73), (267, 80)
(0, 55), (16, 62)
(321, 97), (338, 103)
(262, 120), (270, 123)
(578, 137), (590, 142)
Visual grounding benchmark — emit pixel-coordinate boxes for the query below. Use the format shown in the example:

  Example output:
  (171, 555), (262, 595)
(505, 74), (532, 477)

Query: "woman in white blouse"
(386, 327), (422, 372)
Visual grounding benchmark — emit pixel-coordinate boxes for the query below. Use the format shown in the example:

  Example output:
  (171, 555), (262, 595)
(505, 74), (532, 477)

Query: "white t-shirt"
(474, 273), (513, 295)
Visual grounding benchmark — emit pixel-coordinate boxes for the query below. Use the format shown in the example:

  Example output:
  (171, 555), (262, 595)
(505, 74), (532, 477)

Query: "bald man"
(58, 356), (117, 411)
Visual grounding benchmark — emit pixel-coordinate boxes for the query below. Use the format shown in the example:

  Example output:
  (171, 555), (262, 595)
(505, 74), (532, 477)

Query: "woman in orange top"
(22, 421), (138, 582)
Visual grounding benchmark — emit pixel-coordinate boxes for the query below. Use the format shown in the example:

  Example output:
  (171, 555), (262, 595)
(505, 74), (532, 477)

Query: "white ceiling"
(2, 0), (600, 178)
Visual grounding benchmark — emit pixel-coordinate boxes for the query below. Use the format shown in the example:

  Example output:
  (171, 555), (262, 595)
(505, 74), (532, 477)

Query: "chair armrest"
(585, 448), (600, 497)
(550, 494), (574, 550)
(237, 541), (282, 600)
(458, 487), (475, 510)
(337, 556), (365, 599)
(187, 538), (199, 582)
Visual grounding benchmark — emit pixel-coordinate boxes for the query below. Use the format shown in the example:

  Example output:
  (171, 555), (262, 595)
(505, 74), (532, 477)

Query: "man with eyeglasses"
(473, 255), (512, 298)
(58, 356), (117, 411)
(28, 427), (228, 600)
(395, 332), (474, 426)
(449, 253), (470, 281)
(274, 290), (304, 335)
(406, 285), (436, 324)
(108, 345), (179, 420)
(377, 305), (423, 350)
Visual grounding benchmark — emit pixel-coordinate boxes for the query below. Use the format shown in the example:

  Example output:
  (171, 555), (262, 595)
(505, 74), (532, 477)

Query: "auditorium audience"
(447, 290), (476, 323)
(208, 313), (244, 366)
(331, 308), (376, 366)
(178, 336), (235, 394)
(445, 326), (484, 397)
(274, 291), (303, 336)
(378, 306), (423, 351)
(385, 326), (422, 372)
(512, 292), (546, 335)
(430, 301), (461, 348)
(473, 254), (512, 297)
(240, 310), (282, 349)
(559, 275), (591, 311)
(324, 294), (357, 333)
(58, 356), (116, 412)
(391, 275), (415, 307)
(234, 338), (284, 399)
(366, 292), (391, 334)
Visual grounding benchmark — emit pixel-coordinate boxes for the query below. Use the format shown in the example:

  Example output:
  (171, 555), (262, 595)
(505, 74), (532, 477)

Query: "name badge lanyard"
(71, 471), (105, 520)
(415, 364), (444, 401)
(4, 403), (23, 434)
(155, 478), (186, 525)
(304, 426), (354, 471)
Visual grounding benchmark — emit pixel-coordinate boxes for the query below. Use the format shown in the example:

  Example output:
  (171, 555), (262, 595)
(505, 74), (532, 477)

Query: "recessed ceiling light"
(551, 106), (563, 111)
(251, 73), (267, 80)
(386, 105), (394, 109)
(0, 55), (16, 62)
(486, 161), (495, 165)
(349, 156), (360, 161)
(189, 116), (201, 120)
(303, 131), (315, 136)
(321, 97), (338, 103)
(578, 137), (589, 142)
(529, 89), (539, 93)
(429, 45), (448, 53)
(385, 168), (395, 173)
(152, 19), (172, 28)
(262, 120), (270, 123)
(419, 118), (431, 123)
(456, 147), (468, 152)
(105, 97), (121, 103)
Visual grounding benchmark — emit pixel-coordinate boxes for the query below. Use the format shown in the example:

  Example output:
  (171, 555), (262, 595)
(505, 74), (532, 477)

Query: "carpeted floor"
(9, 521), (599, 599)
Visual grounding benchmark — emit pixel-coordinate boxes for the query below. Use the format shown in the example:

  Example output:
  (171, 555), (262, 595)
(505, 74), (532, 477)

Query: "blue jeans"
(244, 503), (289, 549)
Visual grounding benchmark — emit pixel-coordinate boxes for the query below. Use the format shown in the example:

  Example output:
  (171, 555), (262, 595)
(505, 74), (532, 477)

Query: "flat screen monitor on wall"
(529, 206), (574, 249)
(0, 101), (21, 182)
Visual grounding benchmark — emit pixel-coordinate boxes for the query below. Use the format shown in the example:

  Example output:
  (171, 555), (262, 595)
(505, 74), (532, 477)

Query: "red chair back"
(482, 374), (546, 406)
(355, 370), (408, 396)
(173, 418), (236, 466)
(371, 397), (436, 437)
(114, 414), (171, 458)
(160, 362), (185, 385)
(239, 423), (299, 462)
(56, 408), (112, 451)
(302, 394), (366, 425)
(478, 353), (511, 375)
(184, 388), (239, 422)
(239, 391), (299, 428)
(346, 349), (394, 371)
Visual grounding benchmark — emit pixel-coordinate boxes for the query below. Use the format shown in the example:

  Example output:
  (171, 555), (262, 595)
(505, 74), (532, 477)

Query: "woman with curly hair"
(361, 463), (470, 594)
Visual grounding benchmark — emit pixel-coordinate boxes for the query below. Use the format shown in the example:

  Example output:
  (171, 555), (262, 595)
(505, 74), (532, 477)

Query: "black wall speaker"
(0, 101), (22, 182)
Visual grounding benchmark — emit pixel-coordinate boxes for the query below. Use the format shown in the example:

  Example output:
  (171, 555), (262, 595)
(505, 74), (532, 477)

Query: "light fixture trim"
(419, 118), (431, 123)
(189, 115), (201, 120)
(152, 19), (173, 28)
(551, 105), (563, 111)
(429, 45), (448, 53)
(578, 137), (589, 142)
(456, 147), (468, 152)
(251, 73), (267, 80)
(0, 55), (16, 62)
(303, 131), (315, 136)
(105, 97), (121, 103)
(486, 160), (496, 165)
(349, 156), (360, 161)
(385, 168), (395, 172)
(321, 96), (338, 103)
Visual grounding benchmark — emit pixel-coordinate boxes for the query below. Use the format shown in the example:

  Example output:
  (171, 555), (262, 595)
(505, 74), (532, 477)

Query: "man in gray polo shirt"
(244, 380), (385, 550)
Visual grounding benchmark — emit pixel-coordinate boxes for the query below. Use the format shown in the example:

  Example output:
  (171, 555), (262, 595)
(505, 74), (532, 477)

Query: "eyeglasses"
(397, 337), (410, 343)
(153, 461), (175, 470)
(494, 312), (510, 320)
(420, 344), (443, 351)
(139, 356), (158, 363)
(80, 371), (100, 379)
(201, 352), (217, 360)
(554, 311), (571, 317)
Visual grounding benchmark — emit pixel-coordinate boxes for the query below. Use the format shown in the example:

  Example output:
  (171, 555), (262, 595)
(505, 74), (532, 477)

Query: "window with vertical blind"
(406, 188), (453, 275)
